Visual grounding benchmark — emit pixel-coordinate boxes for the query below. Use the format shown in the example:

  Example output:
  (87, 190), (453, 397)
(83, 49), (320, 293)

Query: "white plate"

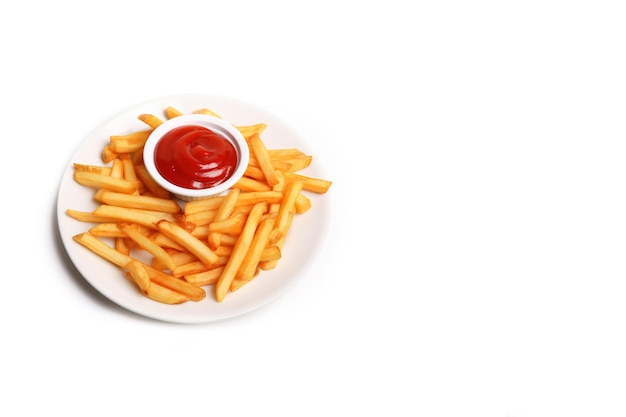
(56, 94), (331, 323)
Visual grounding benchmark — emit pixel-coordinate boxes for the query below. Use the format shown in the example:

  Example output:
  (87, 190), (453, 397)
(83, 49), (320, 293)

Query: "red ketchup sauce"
(154, 125), (238, 190)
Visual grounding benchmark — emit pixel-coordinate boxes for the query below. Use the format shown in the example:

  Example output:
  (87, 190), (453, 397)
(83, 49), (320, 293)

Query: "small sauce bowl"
(143, 114), (249, 201)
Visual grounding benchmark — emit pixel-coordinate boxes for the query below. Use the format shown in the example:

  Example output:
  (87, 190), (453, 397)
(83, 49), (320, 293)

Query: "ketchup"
(154, 125), (238, 190)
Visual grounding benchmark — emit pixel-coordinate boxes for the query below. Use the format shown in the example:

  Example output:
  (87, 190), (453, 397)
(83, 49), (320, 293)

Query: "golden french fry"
(115, 236), (132, 255)
(73, 163), (112, 175)
(119, 223), (177, 272)
(185, 209), (218, 227)
(145, 281), (191, 304)
(66, 209), (118, 223)
(248, 133), (279, 186)
(109, 130), (152, 153)
(138, 113), (163, 129)
(267, 148), (308, 160)
(73, 171), (141, 194)
(172, 261), (209, 278)
(157, 220), (219, 267)
(165, 106), (183, 119)
(94, 189), (181, 213)
(232, 215), (276, 290)
(247, 155), (292, 172)
(72, 232), (132, 268)
(295, 192), (312, 214)
(260, 245), (281, 263)
(184, 191), (282, 215)
(260, 211), (293, 270)
(184, 266), (224, 286)
(151, 250), (197, 270)
(274, 180), (303, 240)
(236, 123), (267, 140)
(284, 156), (312, 172)
(110, 158), (124, 179)
(102, 145), (120, 163)
(207, 188), (240, 250)
(145, 265), (206, 302)
(283, 171), (332, 194)
(243, 165), (265, 181)
(208, 211), (247, 236)
(232, 176), (272, 192)
(125, 259), (151, 293)
(120, 153), (139, 182)
(215, 202), (267, 302)
(88, 223), (125, 238)
(184, 196), (225, 215)
(151, 232), (187, 251)
(93, 205), (175, 229)
(190, 225), (210, 240)
(134, 164), (171, 199)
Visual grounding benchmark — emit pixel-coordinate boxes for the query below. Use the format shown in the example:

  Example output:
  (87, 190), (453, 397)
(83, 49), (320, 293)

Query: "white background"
(1, 1), (626, 416)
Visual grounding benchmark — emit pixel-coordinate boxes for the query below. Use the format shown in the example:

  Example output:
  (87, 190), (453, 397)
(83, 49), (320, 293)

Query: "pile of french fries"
(68, 105), (332, 304)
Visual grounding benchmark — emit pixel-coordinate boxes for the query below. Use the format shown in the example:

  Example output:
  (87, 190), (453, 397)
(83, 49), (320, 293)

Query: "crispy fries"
(67, 104), (331, 304)
(215, 202), (267, 302)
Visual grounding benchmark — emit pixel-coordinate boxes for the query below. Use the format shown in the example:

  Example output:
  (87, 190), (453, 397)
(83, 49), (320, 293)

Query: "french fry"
(165, 106), (183, 119)
(243, 165), (265, 181)
(185, 209), (218, 227)
(89, 223), (125, 238)
(138, 113), (163, 129)
(110, 158), (124, 179)
(283, 171), (332, 194)
(274, 179), (303, 242)
(157, 220), (219, 267)
(267, 148), (308, 160)
(184, 196), (225, 215)
(134, 164), (171, 199)
(94, 189), (181, 213)
(109, 130), (152, 153)
(248, 133), (279, 186)
(151, 250), (197, 270)
(284, 155), (312, 172)
(73, 163), (112, 175)
(260, 245), (281, 263)
(248, 155), (293, 172)
(207, 188), (240, 250)
(236, 123), (267, 140)
(72, 232), (132, 268)
(215, 202), (267, 302)
(184, 266), (224, 286)
(102, 145), (120, 163)
(145, 265), (206, 302)
(232, 214), (276, 290)
(66, 209), (118, 223)
(260, 211), (293, 270)
(119, 223), (177, 272)
(125, 259), (151, 294)
(73, 171), (141, 194)
(184, 191), (282, 215)
(295, 192), (312, 214)
(115, 237), (132, 255)
(172, 261), (209, 278)
(120, 153), (139, 182)
(151, 232), (187, 251)
(232, 176), (272, 192)
(145, 281), (191, 304)
(93, 205), (175, 229)
(208, 211), (247, 235)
